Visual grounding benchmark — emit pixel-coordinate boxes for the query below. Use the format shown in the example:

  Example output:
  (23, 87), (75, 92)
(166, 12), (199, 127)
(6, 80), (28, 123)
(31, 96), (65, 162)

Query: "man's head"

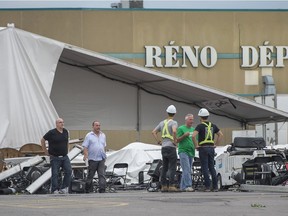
(166, 105), (176, 117)
(56, 118), (64, 130)
(92, 121), (101, 133)
(198, 108), (209, 120)
(185, 114), (194, 127)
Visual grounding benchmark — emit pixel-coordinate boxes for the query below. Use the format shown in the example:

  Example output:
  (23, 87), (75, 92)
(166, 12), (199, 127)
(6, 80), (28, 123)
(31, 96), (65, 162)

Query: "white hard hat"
(198, 108), (209, 117)
(166, 105), (177, 114)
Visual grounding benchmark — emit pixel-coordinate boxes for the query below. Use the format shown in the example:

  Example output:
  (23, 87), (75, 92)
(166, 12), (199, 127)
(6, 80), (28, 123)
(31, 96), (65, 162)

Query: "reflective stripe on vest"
(199, 122), (214, 145)
(161, 119), (173, 140)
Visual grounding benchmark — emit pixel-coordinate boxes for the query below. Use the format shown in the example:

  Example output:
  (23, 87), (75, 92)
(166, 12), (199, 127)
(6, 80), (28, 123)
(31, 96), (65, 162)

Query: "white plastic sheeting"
(0, 27), (64, 148)
(105, 142), (162, 184)
(105, 142), (231, 184)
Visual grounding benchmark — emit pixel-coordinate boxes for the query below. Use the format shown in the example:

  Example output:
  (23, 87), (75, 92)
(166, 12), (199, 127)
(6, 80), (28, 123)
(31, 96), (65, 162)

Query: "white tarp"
(105, 142), (162, 184)
(0, 27), (64, 148)
(105, 142), (238, 184)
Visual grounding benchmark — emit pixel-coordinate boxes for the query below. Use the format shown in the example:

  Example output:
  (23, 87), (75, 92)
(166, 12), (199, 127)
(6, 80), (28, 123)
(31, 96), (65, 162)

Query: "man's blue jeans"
(50, 155), (72, 193)
(198, 147), (218, 190)
(179, 152), (193, 190)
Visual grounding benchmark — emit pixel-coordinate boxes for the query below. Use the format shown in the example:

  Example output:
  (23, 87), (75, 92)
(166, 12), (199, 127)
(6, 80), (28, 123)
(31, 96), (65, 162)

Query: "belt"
(51, 155), (65, 158)
(199, 144), (214, 147)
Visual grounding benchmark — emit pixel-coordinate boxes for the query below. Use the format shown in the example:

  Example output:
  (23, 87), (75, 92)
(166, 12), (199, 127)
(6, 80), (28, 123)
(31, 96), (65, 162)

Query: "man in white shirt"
(82, 121), (107, 193)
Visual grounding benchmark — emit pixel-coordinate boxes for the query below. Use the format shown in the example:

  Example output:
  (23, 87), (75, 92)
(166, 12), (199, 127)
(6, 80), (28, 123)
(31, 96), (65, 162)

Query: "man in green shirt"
(177, 114), (195, 192)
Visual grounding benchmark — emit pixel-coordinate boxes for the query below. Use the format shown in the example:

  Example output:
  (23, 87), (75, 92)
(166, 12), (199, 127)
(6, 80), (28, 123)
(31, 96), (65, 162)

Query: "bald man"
(41, 118), (72, 194)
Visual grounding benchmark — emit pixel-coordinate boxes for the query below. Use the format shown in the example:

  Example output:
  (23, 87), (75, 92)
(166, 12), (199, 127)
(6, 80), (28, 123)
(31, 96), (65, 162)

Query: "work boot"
(203, 188), (211, 192)
(99, 188), (106, 193)
(161, 185), (169, 192)
(168, 185), (180, 192)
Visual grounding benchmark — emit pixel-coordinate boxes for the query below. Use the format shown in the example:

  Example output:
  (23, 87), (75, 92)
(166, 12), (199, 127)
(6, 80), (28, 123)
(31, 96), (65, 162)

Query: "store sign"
(241, 41), (288, 68)
(145, 41), (288, 68)
(145, 41), (217, 68)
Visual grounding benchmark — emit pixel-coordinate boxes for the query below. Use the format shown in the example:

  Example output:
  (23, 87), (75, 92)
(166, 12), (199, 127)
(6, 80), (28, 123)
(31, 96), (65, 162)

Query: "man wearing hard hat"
(152, 105), (179, 192)
(192, 108), (223, 192)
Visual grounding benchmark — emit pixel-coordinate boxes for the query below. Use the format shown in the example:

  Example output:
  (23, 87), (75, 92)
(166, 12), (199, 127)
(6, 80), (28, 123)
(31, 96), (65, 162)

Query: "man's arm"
(41, 138), (48, 155)
(104, 134), (107, 152)
(152, 129), (162, 145)
(172, 126), (178, 146)
(177, 132), (190, 143)
(192, 131), (199, 149)
(83, 147), (88, 161)
(67, 130), (70, 152)
(82, 134), (90, 161)
(214, 130), (223, 147)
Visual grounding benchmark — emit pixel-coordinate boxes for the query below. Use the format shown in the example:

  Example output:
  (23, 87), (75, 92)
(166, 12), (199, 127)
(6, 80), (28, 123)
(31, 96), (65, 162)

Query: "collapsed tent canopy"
(1, 27), (288, 148)
(51, 46), (288, 130)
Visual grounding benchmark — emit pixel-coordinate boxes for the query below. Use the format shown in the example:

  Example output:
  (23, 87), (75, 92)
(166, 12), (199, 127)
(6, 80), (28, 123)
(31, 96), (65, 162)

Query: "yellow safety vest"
(161, 119), (173, 140)
(199, 122), (214, 145)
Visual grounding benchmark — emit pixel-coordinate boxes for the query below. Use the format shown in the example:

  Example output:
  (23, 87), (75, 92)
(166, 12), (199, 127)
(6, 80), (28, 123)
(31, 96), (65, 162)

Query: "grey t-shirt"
(154, 119), (178, 148)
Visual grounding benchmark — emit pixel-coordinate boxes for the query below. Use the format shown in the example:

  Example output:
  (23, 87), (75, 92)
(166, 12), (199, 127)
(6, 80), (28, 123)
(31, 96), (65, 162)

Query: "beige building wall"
(1, 10), (286, 149)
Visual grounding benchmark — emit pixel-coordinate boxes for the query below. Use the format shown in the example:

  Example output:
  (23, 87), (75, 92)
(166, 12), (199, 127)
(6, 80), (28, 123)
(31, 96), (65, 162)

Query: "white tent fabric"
(105, 142), (236, 184)
(52, 47), (288, 131)
(0, 27), (64, 148)
(1, 27), (288, 149)
(50, 63), (139, 130)
(104, 142), (225, 184)
(105, 142), (162, 184)
(51, 62), (236, 130)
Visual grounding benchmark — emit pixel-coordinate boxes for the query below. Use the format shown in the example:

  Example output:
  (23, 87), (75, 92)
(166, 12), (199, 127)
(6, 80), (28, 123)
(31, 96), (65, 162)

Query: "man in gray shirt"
(152, 105), (179, 192)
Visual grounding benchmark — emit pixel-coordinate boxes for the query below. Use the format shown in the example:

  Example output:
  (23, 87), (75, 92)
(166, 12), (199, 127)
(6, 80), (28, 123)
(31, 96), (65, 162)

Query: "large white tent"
(1, 26), (288, 149)
(0, 26), (62, 149)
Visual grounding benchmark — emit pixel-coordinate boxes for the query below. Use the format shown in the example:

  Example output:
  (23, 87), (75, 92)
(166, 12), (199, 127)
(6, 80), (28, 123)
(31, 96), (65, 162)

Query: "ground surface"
(0, 189), (287, 216)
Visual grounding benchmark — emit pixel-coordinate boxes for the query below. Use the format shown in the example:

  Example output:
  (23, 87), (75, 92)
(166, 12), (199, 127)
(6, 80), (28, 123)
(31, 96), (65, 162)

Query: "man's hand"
(184, 132), (190, 137)
(83, 155), (87, 161)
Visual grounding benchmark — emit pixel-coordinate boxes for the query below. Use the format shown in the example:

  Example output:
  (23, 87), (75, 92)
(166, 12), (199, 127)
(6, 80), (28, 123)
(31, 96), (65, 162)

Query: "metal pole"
(136, 86), (141, 141)
(261, 94), (266, 141)
(274, 93), (278, 145)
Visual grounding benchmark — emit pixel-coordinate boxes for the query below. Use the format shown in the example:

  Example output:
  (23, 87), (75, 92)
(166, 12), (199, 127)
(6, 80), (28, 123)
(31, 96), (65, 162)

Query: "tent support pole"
(136, 86), (141, 141)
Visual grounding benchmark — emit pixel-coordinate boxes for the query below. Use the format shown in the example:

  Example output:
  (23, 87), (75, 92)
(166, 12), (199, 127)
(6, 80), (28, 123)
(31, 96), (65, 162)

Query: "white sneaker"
(59, 187), (69, 194)
(184, 187), (195, 192)
(53, 190), (59, 194)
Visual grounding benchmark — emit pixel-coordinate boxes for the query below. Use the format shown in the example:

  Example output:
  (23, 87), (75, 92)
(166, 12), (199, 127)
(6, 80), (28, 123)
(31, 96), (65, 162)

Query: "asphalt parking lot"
(0, 190), (288, 216)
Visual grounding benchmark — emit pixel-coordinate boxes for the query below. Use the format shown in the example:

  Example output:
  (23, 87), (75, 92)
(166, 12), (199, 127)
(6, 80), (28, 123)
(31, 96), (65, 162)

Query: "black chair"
(147, 159), (162, 179)
(191, 157), (204, 190)
(146, 159), (162, 192)
(106, 163), (129, 190)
